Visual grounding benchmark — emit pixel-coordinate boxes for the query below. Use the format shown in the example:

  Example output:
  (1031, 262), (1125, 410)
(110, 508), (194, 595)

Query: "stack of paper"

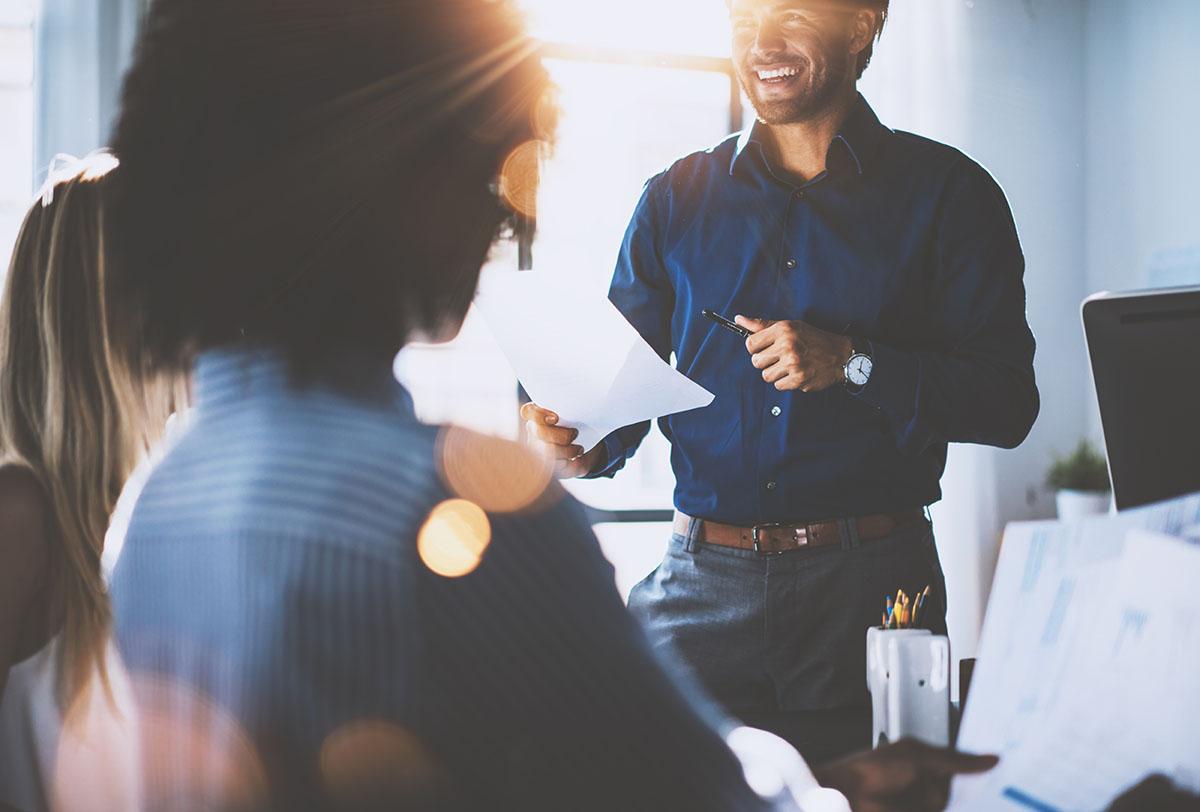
(949, 493), (1200, 812)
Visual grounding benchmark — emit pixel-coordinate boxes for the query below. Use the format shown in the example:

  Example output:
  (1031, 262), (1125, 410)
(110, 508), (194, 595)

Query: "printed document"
(949, 494), (1200, 811)
(474, 270), (714, 453)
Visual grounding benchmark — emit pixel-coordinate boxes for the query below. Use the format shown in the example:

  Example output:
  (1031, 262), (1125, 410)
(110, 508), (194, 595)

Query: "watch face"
(848, 354), (873, 386)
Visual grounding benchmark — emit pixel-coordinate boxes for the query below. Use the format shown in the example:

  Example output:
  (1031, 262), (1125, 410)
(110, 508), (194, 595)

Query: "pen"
(701, 309), (752, 339)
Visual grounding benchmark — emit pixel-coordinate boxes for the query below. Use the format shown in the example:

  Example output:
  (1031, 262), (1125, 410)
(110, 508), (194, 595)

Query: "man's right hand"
(813, 739), (999, 812)
(520, 403), (607, 479)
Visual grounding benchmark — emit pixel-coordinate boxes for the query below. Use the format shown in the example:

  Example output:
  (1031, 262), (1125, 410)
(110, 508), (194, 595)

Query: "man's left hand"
(736, 316), (854, 392)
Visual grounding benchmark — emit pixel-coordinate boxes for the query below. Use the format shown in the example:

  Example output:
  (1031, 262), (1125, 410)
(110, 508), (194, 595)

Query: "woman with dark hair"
(106, 1), (791, 810)
(104, 2), (1010, 811)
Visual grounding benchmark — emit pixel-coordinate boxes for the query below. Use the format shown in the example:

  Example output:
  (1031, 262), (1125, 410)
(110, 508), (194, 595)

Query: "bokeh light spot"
(125, 672), (267, 812)
(417, 499), (492, 578)
(498, 139), (545, 217)
(320, 719), (444, 805)
(52, 657), (141, 812)
(436, 426), (556, 514)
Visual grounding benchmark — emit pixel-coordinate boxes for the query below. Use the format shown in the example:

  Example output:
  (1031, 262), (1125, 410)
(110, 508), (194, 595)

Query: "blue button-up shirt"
(590, 95), (1039, 526)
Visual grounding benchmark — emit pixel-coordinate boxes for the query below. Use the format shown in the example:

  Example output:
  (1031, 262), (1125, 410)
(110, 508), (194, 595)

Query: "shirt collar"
(193, 344), (415, 419)
(729, 93), (887, 179)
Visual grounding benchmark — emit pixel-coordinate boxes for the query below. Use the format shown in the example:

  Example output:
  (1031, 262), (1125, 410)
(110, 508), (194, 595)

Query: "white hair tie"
(38, 150), (120, 208)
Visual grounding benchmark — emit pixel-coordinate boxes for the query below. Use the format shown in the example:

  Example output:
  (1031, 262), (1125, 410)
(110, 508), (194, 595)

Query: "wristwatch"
(843, 337), (874, 393)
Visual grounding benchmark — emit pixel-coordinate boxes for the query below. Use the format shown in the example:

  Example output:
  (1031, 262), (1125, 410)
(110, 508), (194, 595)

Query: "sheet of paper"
(994, 531), (1200, 810)
(953, 530), (1200, 811)
(473, 270), (714, 452)
(950, 494), (1200, 811)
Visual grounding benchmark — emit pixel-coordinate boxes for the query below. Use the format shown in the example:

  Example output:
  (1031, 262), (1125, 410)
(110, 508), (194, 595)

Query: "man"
(525, 0), (1039, 762)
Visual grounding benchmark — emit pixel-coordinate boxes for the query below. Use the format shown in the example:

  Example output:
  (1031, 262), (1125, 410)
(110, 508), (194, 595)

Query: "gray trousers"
(629, 516), (948, 764)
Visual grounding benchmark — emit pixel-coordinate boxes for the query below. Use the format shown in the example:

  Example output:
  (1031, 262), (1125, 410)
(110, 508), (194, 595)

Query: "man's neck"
(760, 89), (858, 184)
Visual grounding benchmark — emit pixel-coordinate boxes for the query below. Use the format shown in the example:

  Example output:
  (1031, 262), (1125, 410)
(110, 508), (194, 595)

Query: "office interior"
(2, 0), (1198, 696)
(0, 0), (1197, 804)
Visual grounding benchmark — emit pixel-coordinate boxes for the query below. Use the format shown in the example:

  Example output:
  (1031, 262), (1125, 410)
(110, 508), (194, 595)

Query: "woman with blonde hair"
(0, 153), (173, 812)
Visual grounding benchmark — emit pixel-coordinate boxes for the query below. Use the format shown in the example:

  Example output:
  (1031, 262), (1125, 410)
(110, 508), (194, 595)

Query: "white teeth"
(757, 66), (800, 80)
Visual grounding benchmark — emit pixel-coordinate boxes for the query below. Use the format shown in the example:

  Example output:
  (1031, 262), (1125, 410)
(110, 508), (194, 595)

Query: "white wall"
(860, 0), (1200, 666)
(861, 0), (1091, 663)
(1084, 0), (1200, 436)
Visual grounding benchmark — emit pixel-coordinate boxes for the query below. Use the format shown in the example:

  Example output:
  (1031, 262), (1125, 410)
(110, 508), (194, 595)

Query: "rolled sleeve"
(852, 158), (1039, 457)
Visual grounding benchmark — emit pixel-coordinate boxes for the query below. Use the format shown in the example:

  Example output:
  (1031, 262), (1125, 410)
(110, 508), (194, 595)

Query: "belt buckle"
(752, 522), (787, 556)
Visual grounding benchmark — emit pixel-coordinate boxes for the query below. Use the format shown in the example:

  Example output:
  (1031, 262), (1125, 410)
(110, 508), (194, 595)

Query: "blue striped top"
(110, 347), (770, 811)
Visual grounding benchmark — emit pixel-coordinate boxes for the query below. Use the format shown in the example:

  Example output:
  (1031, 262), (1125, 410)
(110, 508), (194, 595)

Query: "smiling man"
(524, 0), (1039, 762)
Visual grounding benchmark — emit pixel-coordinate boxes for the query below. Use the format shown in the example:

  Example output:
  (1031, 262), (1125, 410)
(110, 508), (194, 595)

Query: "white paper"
(473, 270), (714, 452)
(992, 531), (1200, 811)
(950, 493), (1200, 811)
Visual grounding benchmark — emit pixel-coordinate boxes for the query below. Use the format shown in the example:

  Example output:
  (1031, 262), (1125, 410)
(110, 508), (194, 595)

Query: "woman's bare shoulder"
(0, 464), (52, 577)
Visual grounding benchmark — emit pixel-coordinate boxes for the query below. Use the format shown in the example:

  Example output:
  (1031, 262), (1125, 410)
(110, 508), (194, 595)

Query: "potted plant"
(1046, 440), (1111, 520)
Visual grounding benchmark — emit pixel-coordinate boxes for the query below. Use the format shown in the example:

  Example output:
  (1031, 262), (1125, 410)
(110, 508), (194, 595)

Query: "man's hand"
(520, 403), (606, 479)
(735, 316), (854, 393)
(1107, 775), (1200, 812)
(813, 739), (999, 812)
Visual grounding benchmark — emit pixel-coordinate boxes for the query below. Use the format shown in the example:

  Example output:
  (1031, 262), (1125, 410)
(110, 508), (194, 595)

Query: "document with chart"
(473, 269), (714, 453)
(949, 494), (1200, 811)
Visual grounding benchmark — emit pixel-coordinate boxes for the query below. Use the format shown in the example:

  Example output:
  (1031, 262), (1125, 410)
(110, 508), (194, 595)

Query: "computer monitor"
(1083, 286), (1200, 511)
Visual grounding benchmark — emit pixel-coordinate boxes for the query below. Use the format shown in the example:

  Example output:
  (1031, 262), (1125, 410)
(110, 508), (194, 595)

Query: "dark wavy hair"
(109, 0), (554, 376)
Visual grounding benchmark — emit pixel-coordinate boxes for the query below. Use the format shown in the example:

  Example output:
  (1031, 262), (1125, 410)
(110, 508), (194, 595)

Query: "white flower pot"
(1055, 489), (1111, 520)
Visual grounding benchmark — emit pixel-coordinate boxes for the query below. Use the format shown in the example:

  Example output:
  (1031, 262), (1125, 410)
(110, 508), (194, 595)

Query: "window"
(395, 1), (742, 592)
(0, 0), (34, 267)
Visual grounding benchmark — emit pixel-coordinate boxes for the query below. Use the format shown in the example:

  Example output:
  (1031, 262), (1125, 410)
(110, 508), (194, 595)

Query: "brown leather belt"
(673, 510), (927, 556)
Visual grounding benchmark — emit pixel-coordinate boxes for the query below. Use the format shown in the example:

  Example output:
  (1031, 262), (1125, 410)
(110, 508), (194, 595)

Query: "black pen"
(702, 308), (752, 339)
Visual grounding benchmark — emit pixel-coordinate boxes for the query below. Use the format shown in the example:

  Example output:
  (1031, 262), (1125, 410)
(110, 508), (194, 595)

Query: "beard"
(737, 44), (856, 126)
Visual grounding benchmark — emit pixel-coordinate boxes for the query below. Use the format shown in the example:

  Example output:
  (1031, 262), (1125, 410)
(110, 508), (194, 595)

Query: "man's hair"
(855, 0), (889, 79)
(109, 0), (554, 376)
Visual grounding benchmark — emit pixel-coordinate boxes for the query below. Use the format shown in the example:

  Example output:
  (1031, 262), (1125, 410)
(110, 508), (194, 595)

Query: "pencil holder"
(865, 627), (949, 748)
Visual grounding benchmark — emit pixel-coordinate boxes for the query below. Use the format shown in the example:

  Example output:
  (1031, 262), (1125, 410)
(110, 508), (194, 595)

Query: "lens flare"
(320, 719), (444, 804)
(498, 139), (545, 217)
(436, 426), (556, 514)
(127, 672), (267, 812)
(417, 498), (492, 578)
(52, 658), (140, 812)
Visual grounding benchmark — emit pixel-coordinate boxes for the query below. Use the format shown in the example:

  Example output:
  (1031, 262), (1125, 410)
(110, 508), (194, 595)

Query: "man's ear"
(847, 9), (879, 59)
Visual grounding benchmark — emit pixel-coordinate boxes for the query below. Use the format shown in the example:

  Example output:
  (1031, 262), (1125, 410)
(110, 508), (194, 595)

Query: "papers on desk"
(949, 493), (1200, 812)
(473, 270), (714, 453)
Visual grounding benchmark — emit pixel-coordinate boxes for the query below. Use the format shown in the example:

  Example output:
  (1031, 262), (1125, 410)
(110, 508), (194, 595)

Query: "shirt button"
(785, 258), (798, 270)
(766, 481), (777, 491)
(770, 406), (782, 417)
(794, 190), (805, 200)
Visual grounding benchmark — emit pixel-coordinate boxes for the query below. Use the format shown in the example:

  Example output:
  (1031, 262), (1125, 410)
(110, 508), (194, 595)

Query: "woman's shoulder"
(0, 464), (57, 666)
(0, 463), (52, 574)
